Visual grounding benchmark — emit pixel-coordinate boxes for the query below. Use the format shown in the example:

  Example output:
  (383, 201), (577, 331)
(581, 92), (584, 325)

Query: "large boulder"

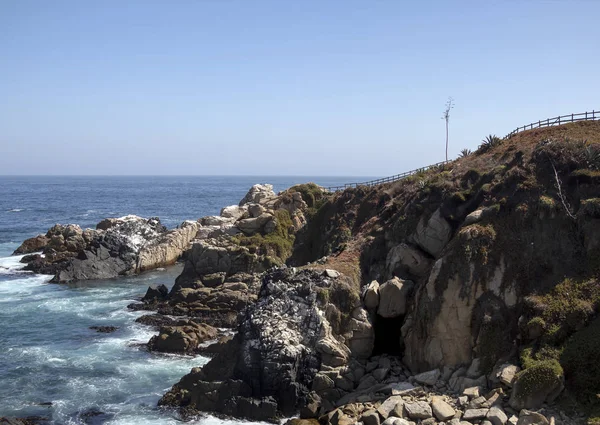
(239, 184), (277, 206)
(411, 208), (452, 258)
(377, 277), (414, 318)
(386, 243), (432, 279)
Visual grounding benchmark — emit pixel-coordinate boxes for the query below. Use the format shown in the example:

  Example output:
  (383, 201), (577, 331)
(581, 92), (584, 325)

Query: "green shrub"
(561, 318), (600, 397)
(513, 359), (564, 402)
(477, 134), (503, 153)
(580, 198), (600, 218)
(288, 183), (325, 208)
(232, 209), (295, 263)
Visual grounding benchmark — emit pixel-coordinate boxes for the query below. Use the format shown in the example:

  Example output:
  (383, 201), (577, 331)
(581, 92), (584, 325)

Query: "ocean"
(0, 175), (371, 425)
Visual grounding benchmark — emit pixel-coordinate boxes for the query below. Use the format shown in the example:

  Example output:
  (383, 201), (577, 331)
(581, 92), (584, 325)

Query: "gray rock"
(412, 208), (452, 257)
(364, 280), (380, 309)
(382, 418), (410, 425)
(377, 396), (404, 419)
(377, 277), (414, 318)
(463, 386), (481, 399)
(324, 269), (341, 278)
(373, 368), (389, 381)
(495, 363), (520, 387)
(362, 410), (381, 425)
(414, 368), (441, 386)
(248, 203), (266, 218)
(487, 406), (508, 425)
(357, 375), (379, 391)
(431, 396), (456, 421)
(239, 184), (276, 206)
(220, 205), (248, 220)
(463, 409), (490, 421)
(236, 213), (273, 236)
(466, 358), (482, 378)
(386, 243), (433, 278)
(404, 401), (432, 419)
(516, 410), (549, 425)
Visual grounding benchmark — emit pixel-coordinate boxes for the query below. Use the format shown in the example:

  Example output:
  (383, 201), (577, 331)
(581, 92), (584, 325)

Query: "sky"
(1, 1), (599, 176)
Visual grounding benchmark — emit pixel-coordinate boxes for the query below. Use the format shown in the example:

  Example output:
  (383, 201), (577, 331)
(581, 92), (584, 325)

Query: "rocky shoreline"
(9, 126), (600, 425)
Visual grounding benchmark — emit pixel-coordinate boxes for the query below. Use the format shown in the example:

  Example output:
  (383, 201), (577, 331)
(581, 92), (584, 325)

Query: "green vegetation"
(526, 278), (600, 345)
(561, 318), (600, 398)
(232, 209), (295, 263)
(513, 360), (564, 402)
(477, 134), (502, 153)
(458, 148), (472, 158)
(580, 198), (600, 218)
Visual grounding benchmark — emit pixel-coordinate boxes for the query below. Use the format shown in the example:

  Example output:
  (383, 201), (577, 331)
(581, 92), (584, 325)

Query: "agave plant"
(458, 149), (472, 158)
(478, 134), (502, 153)
(584, 144), (600, 170)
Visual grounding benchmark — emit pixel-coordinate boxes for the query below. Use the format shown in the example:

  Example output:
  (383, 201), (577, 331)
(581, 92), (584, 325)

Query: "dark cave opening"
(372, 314), (405, 356)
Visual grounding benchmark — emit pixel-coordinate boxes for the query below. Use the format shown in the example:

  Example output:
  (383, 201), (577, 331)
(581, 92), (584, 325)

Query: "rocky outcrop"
(148, 319), (218, 354)
(175, 183), (321, 288)
(239, 184), (277, 206)
(159, 267), (371, 421)
(17, 216), (198, 282)
(12, 234), (49, 255)
(136, 220), (200, 272)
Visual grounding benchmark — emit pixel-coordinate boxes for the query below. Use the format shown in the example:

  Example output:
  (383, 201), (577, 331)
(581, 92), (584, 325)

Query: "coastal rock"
(220, 205), (248, 220)
(136, 220), (200, 272)
(236, 213), (274, 236)
(19, 215), (195, 283)
(12, 234), (49, 255)
(148, 320), (218, 354)
(239, 184), (277, 206)
(159, 268), (363, 420)
(142, 284), (169, 302)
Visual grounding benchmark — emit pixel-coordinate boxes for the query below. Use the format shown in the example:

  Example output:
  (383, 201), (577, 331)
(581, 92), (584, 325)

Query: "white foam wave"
(7, 208), (23, 212)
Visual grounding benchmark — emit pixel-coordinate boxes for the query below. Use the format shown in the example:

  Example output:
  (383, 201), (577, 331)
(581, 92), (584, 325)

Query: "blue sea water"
(0, 176), (371, 424)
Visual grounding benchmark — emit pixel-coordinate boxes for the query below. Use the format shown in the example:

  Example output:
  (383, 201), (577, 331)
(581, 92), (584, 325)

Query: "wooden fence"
(326, 160), (450, 192)
(504, 110), (599, 139)
(326, 109), (599, 192)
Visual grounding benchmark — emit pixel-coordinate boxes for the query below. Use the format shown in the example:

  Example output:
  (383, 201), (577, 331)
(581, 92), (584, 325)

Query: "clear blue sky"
(1, 1), (598, 176)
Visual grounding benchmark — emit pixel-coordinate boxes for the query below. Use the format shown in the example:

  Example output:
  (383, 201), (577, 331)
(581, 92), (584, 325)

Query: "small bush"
(561, 318), (600, 398)
(580, 198), (600, 218)
(513, 359), (564, 402)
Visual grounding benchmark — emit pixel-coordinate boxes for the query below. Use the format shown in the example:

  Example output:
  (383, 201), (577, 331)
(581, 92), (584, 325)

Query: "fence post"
(572, 113), (574, 122)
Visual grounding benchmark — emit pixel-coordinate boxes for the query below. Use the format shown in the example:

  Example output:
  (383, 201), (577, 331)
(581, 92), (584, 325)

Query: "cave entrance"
(372, 314), (405, 356)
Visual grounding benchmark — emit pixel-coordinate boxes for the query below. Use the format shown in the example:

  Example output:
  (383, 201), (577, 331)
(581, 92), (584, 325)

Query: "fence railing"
(504, 110), (599, 139)
(326, 160), (450, 192)
(326, 109), (600, 192)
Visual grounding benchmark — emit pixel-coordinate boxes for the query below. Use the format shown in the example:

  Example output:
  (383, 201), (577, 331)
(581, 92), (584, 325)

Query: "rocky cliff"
(153, 121), (600, 424)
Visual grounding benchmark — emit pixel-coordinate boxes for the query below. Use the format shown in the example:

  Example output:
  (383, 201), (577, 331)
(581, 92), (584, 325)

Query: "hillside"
(128, 120), (600, 425)
(291, 120), (600, 420)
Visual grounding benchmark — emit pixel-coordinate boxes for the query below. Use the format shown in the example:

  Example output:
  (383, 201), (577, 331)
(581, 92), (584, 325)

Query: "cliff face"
(151, 121), (600, 423)
(295, 121), (600, 404)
